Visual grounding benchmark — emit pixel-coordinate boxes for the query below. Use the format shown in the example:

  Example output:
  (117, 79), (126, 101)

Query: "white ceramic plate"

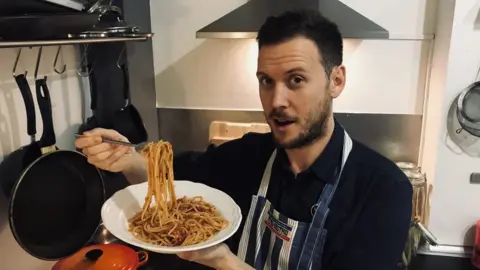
(101, 180), (242, 254)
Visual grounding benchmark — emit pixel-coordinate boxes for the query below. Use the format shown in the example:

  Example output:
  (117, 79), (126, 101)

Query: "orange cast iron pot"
(52, 244), (148, 270)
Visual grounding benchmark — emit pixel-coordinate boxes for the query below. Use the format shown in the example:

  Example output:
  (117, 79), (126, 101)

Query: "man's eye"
(290, 76), (304, 85)
(260, 77), (273, 85)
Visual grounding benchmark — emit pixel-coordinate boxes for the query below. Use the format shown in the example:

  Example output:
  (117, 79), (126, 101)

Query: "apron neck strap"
(257, 131), (353, 197)
(258, 149), (277, 196)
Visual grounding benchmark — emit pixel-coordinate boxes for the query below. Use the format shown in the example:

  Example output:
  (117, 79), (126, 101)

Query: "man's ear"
(329, 65), (346, 98)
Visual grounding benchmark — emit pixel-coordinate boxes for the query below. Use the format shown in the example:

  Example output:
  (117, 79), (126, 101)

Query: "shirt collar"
(276, 120), (345, 184)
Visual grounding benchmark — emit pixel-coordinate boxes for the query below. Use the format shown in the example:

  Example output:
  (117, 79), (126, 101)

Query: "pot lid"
(52, 244), (148, 270)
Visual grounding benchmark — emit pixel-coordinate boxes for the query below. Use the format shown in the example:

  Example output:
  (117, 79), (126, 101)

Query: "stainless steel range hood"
(196, 0), (389, 39)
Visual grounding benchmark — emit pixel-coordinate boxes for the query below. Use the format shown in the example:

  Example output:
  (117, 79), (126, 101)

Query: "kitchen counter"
(135, 249), (478, 270)
(399, 254), (477, 270)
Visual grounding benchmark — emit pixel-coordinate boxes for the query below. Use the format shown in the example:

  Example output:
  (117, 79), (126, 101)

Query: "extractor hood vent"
(196, 0), (389, 39)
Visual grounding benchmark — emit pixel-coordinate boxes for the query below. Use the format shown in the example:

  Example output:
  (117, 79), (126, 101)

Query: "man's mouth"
(273, 118), (296, 127)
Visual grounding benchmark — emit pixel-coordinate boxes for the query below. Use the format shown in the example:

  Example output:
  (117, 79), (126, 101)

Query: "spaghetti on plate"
(128, 141), (229, 246)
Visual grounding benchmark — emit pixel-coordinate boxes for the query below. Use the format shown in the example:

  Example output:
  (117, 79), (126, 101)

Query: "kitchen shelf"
(0, 35), (153, 49)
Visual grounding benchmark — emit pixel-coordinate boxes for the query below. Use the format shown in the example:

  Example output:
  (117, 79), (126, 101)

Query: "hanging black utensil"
(0, 74), (41, 197)
(87, 43), (126, 127)
(9, 77), (105, 260)
(78, 58), (99, 135)
(76, 43), (131, 201)
(112, 58), (147, 144)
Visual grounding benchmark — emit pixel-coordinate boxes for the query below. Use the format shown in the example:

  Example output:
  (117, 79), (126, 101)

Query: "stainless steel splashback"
(158, 108), (422, 163)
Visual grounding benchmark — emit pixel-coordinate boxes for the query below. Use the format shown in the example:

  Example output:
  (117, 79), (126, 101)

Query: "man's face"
(257, 37), (345, 149)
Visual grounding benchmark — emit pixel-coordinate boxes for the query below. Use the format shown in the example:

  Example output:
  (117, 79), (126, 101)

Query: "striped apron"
(237, 131), (352, 270)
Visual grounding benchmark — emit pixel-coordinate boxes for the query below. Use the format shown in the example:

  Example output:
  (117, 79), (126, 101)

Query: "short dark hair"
(257, 9), (343, 77)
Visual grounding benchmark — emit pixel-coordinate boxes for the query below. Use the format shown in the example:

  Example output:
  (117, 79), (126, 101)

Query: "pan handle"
(14, 74), (36, 139)
(36, 77), (56, 149)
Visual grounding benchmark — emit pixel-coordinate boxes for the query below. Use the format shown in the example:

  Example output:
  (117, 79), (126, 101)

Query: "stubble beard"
(274, 96), (332, 149)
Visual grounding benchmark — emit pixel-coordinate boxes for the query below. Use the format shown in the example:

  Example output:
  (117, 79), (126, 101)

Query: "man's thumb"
(177, 251), (195, 261)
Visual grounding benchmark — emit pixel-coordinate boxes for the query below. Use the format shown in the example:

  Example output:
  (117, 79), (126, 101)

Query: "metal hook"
(117, 45), (126, 68)
(78, 45), (93, 77)
(53, 46), (66, 74)
(13, 48), (27, 77)
(78, 67), (93, 77)
(34, 47), (43, 80)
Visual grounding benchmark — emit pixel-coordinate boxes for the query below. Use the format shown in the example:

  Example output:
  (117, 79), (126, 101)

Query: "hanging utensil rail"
(0, 35), (153, 49)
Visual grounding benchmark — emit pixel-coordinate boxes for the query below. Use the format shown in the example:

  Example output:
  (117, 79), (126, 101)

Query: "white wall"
(149, 0), (480, 249)
(151, 0), (437, 114)
(0, 46), (84, 269)
(422, 0), (480, 247)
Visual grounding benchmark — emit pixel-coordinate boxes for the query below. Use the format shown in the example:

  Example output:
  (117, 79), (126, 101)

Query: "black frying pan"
(0, 74), (41, 197)
(9, 77), (106, 260)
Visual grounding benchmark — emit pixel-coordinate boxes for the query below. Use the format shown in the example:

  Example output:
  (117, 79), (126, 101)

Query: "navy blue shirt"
(174, 121), (412, 270)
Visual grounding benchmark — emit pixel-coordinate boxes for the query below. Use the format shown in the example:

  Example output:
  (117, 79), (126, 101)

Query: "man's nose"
(271, 86), (289, 109)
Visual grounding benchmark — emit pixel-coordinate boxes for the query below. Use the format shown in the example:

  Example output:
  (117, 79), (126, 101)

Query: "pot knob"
(85, 249), (103, 261)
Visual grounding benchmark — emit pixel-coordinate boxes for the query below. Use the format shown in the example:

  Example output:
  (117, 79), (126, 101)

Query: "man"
(76, 9), (412, 270)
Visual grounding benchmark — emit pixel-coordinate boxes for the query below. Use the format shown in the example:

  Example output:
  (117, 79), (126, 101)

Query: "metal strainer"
(456, 82), (480, 136)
